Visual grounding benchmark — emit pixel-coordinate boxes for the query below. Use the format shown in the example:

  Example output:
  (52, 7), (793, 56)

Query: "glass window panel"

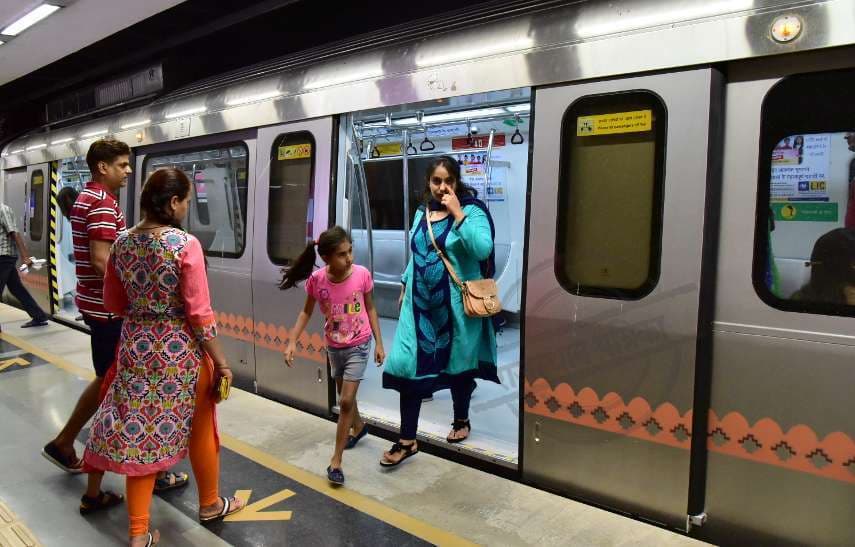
(29, 169), (45, 241)
(142, 142), (249, 258)
(268, 131), (315, 265)
(555, 91), (666, 299)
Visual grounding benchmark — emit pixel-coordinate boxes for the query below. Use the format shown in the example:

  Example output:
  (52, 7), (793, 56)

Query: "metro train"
(2, 1), (854, 544)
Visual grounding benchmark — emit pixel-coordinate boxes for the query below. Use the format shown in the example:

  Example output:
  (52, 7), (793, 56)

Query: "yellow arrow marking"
(224, 488), (295, 522)
(0, 357), (29, 372)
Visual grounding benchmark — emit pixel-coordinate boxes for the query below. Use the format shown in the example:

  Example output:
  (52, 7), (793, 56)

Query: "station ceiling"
(0, 0), (499, 146)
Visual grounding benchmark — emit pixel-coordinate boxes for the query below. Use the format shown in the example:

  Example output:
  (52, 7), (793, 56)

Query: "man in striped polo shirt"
(43, 139), (130, 475)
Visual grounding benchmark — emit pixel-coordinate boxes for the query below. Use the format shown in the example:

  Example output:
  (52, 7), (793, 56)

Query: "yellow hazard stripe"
(48, 162), (60, 313)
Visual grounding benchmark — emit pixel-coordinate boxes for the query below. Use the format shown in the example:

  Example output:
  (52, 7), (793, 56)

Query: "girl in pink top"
(281, 226), (385, 485)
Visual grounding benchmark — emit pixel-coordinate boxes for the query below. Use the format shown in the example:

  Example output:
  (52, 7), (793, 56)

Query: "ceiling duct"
(46, 64), (164, 125)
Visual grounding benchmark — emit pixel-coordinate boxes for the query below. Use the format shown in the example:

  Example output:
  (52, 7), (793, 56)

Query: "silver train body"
(3, 1), (854, 544)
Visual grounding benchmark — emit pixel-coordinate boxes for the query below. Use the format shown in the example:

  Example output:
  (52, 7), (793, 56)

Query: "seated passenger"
(791, 228), (855, 305)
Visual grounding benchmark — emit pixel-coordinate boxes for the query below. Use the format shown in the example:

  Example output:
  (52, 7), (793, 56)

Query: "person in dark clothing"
(0, 202), (49, 327)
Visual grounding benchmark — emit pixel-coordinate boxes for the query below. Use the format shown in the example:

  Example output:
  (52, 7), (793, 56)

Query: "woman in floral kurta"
(83, 168), (244, 546)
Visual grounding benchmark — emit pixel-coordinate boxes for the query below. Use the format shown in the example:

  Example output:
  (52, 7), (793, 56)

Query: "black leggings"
(399, 376), (476, 440)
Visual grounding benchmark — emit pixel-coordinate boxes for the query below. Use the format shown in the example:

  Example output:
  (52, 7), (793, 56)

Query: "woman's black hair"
(279, 225), (351, 289)
(139, 168), (191, 229)
(795, 228), (855, 303)
(57, 186), (79, 220)
(422, 155), (478, 204)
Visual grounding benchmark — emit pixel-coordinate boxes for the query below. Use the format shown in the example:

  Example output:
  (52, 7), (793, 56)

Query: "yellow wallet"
(216, 376), (231, 401)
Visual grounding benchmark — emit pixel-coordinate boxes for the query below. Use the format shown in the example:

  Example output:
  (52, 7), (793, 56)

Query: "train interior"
(55, 157), (90, 324)
(337, 89), (531, 465)
(767, 131), (855, 299)
(143, 145), (250, 258)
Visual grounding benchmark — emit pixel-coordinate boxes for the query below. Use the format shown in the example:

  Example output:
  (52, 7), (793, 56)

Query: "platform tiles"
(0, 303), (712, 546)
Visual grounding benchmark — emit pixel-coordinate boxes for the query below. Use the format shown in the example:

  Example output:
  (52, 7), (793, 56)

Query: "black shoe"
(21, 318), (48, 328)
(345, 424), (369, 450)
(326, 466), (345, 485)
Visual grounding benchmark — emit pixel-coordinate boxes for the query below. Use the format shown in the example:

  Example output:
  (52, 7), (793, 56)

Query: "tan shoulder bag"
(426, 212), (501, 318)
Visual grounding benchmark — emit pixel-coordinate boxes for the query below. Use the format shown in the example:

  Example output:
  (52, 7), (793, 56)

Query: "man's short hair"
(86, 138), (130, 173)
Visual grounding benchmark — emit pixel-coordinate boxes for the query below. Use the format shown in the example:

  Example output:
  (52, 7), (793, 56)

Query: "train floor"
(0, 303), (711, 546)
(356, 318), (519, 466)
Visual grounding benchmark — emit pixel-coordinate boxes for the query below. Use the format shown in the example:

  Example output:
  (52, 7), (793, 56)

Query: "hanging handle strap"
(425, 211), (466, 292)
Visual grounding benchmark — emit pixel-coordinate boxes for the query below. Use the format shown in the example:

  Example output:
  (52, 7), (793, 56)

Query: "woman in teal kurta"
(381, 156), (499, 466)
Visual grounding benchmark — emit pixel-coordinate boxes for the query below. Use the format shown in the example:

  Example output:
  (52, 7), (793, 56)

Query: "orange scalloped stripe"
(524, 378), (855, 484)
(214, 311), (326, 364)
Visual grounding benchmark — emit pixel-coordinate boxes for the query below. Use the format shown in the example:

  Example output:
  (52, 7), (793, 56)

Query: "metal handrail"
(349, 119), (374, 278)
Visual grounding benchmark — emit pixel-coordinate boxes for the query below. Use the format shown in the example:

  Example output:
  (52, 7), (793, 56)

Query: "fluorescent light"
(575, 0), (753, 37)
(120, 119), (150, 130)
(226, 90), (282, 106)
(423, 107), (508, 123)
(51, 137), (73, 145)
(506, 104), (530, 113)
(2, 4), (61, 36)
(165, 106), (207, 119)
(9, 149), (24, 154)
(304, 70), (383, 90)
(81, 129), (108, 138)
(26, 143), (47, 151)
(416, 38), (533, 67)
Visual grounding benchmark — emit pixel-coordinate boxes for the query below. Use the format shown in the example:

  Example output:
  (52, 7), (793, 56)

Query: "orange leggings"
(126, 362), (219, 537)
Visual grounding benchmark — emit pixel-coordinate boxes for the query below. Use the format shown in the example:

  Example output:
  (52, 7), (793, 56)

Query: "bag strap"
(425, 212), (466, 292)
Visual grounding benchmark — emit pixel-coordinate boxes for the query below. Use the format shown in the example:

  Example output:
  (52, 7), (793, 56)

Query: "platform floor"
(0, 304), (711, 546)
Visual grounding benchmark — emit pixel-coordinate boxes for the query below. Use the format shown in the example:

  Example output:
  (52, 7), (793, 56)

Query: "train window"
(362, 158), (434, 230)
(754, 69), (855, 317)
(268, 131), (315, 265)
(555, 91), (666, 299)
(143, 143), (249, 258)
(29, 169), (45, 242)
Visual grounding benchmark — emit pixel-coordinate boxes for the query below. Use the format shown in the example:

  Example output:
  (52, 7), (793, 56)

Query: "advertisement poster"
(770, 133), (837, 222)
(486, 173), (506, 202)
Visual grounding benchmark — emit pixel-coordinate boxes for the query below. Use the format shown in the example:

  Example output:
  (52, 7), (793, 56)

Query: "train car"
(2, 1), (853, 544)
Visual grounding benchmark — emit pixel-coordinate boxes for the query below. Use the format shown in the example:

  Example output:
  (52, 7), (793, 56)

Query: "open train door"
(522, 68), (723, 528)
(252, 118), (335, 413)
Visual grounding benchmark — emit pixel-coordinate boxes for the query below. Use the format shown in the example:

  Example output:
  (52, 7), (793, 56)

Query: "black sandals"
(446, 419), (471, 443)
(79, 490), (124, 515)
(199, 495), (245, 522)
(379, 442), (418, 467)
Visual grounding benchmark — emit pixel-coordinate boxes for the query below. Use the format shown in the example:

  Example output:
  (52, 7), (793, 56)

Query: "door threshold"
(333, 406), (519, 469)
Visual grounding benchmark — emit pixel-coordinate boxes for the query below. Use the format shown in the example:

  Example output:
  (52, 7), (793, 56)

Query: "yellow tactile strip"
(0, 501), (41, 547)
(0, 331), (478, 547)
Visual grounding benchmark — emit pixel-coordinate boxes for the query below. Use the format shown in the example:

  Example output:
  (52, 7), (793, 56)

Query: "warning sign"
(577, 110), (652, 137)
(278, 143), (312, 161)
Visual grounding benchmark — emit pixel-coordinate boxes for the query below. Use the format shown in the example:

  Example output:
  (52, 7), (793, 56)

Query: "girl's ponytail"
(277, 226), (351, 290)
(279, 241), (317, 289)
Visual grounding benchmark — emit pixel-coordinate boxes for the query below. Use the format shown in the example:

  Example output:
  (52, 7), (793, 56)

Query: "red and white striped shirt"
(71, 181), (126, 320)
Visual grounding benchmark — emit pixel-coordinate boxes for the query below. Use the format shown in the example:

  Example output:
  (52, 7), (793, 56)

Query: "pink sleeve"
(179, 236), (217, 342)
(305, 270), (316, 298)
(363, 267), (374, 293)
(103, 252), (129, 315)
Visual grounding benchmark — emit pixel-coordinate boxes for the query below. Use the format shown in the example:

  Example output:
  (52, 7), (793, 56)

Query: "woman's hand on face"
(214, 365), (232, 404)
(441, 191), (464, 221)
